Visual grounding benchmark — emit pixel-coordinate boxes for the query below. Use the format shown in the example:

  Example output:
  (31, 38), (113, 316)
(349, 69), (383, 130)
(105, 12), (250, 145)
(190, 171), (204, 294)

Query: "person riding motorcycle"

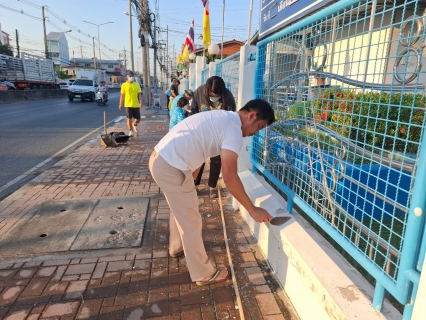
(98, 81), (108, 102)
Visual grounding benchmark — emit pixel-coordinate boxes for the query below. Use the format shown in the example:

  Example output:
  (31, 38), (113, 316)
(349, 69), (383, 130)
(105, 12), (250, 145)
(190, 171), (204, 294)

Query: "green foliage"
(312, 88), (426, 154)
(288, 100), (311, 119)
(0, 42), (13, 56)
(55, 66), (70, 80)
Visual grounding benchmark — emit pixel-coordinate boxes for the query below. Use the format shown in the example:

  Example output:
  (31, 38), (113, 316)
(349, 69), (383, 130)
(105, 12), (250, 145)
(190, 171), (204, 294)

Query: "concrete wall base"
(237, 170), (401, 320)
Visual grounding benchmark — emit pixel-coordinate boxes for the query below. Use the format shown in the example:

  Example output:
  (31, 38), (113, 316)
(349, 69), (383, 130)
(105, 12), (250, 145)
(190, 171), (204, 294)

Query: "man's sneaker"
(129, 130), (134, 137)
(133, 124), (138, 133)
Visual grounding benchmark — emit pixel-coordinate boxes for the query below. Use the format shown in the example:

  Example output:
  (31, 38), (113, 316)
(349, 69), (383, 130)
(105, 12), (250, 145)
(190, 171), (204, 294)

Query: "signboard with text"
(259, 0), (333, 40)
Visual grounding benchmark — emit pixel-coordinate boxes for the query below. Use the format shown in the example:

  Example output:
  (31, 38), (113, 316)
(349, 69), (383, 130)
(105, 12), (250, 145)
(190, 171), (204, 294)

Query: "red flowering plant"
(312, 89), (426, 155)
(312, 89), (356, 137)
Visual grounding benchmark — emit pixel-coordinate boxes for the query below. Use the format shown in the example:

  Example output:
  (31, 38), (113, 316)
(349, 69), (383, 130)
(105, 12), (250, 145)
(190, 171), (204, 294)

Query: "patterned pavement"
(0, 100), (296, 319)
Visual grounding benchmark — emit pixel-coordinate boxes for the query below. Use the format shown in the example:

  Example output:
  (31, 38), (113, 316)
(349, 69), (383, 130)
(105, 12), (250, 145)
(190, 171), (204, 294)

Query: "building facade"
(46, 32), (70, 67)
(62, 58), (123, 80)
(0, 23), (10, 46)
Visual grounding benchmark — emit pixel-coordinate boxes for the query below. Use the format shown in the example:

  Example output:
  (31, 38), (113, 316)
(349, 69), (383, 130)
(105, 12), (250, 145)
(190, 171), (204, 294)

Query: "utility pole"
(15, 29), (20, 57)
(124, 48), (127, 70)
(153, 15), (157, 94)
(129, 0), (134, 71)
(141, 0), (150, 106)
(166, 25), (169, 79)
(42, 6), (48, 59)
(92, 37), (97, 69)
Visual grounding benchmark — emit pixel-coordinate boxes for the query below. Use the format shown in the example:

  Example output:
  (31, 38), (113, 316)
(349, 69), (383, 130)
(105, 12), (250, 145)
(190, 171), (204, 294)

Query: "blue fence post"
(372, 282), (385, 311)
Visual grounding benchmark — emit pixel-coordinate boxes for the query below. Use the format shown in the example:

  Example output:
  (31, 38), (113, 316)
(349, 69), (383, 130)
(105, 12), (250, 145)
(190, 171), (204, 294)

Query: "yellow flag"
(182, 45), (190, 60)
(202, 0), (211, 49)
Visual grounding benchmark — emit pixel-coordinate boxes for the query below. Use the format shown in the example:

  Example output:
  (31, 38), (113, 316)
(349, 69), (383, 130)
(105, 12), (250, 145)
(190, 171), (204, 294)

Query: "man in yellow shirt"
(119, 70), (142, 137)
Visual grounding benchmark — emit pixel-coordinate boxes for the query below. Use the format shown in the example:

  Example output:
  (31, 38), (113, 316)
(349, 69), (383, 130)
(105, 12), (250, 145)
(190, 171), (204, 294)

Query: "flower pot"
(315, 77), (326, 86)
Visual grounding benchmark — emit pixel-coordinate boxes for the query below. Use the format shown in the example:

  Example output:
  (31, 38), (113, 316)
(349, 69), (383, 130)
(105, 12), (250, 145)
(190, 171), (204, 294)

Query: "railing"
(216, 52), (241, 106)
(201, 68), (209, 87)
(252, 0), (426, 317)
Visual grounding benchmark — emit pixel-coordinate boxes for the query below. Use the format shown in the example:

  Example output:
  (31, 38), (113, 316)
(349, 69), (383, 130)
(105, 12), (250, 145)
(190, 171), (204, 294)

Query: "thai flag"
(184, 20), (195, 53)
(202, 0), (209, 13)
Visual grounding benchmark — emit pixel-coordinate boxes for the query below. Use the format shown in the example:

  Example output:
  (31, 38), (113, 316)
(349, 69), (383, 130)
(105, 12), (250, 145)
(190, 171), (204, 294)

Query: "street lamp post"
(208, 43), (219, 62)
(83, 20), (114, 70)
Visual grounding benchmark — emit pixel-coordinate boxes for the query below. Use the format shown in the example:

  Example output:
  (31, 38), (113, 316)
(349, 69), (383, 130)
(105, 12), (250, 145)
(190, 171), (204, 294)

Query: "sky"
(0, 0), (260, 74)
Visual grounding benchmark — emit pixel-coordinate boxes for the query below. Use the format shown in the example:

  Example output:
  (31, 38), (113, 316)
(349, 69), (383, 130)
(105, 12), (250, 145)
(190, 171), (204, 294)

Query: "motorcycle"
(95, 90), (108, 106)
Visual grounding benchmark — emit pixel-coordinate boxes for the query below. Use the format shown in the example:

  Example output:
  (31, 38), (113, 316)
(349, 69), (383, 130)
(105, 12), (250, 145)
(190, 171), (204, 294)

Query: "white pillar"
(413, 256), (426, 320)
(180, 78), (189, 92)
(189, 63), (196, 91)
(195, 56), (206, 89)
(237, 45), (257, 172)
(208, 61), (216, 78)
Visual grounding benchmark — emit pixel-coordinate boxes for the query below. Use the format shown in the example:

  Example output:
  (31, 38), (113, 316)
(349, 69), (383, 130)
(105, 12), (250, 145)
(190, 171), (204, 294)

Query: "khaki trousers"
(149, 151), (215, 281)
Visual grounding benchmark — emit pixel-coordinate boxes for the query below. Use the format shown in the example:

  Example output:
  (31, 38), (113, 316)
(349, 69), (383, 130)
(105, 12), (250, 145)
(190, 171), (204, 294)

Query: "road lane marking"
(0, 116), (125, 194)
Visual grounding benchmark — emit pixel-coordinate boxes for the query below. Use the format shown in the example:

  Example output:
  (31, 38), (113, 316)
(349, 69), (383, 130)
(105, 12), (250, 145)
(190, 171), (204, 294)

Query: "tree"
(55, 65), (70, 79)
(0, 42), (13, 56)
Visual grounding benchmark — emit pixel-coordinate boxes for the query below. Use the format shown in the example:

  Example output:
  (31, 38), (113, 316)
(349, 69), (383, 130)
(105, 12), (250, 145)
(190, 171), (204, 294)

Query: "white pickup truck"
(67, 70), (105, 102)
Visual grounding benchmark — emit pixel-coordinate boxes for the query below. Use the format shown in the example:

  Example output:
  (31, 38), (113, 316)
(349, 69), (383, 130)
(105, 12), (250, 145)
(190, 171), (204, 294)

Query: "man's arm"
(138, 92), (142, 108)
(119, 93), (125, 110)
(221, 149), (272, 223)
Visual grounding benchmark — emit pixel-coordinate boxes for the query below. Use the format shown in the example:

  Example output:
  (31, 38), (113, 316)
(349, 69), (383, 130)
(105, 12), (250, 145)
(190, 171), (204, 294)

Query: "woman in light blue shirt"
(169, 97), (189, 131)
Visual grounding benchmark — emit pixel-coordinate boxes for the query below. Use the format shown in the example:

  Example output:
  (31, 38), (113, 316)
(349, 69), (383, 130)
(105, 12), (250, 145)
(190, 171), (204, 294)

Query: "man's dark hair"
(203, 76), (231, 111)
(177, 97), (189, 108)
(240, 99), (276, 125)
(175, 80), (181, 85)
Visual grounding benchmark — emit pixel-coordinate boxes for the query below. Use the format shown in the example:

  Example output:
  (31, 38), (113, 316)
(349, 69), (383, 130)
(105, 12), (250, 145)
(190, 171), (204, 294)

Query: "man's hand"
(119, 105), (122, 110)
(248, 207), (272, 223)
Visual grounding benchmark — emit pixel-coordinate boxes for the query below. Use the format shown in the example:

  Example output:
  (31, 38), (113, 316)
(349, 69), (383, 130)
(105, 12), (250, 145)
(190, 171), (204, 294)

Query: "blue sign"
(259, 0), (333, 40)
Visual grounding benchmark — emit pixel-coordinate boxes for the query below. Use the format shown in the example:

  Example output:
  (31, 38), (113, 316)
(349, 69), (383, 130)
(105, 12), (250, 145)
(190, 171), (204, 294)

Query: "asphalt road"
(0, 92), (125, 201)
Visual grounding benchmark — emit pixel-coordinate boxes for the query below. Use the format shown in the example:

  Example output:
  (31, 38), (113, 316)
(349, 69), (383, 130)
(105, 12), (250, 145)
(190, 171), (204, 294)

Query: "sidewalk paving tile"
(0, 105), (296, 319)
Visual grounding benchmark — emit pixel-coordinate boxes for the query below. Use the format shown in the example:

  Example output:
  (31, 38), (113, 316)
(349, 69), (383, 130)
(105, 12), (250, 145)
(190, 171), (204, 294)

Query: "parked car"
(59, 82), (70, 89)
(0, 77), (16, 90)
(68, 79), (76, 86)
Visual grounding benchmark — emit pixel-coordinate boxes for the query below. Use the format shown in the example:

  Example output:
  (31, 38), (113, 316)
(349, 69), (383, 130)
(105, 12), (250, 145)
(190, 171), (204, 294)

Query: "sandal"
(209, 188), (218, 198)
(170, 250), (185, 258)
(195, 267), (229, 286)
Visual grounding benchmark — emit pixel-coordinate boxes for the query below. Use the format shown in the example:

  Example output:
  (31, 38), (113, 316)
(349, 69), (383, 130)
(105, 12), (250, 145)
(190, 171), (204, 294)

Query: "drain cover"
(71, 197), (149, 250)
(0, 200), (97, 255)
(0, 197), (149, 256)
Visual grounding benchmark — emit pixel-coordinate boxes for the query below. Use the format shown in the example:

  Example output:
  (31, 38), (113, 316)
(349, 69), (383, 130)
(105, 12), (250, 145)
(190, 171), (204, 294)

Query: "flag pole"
(247, 0), (254, 44)
(221, 0), (225, 60)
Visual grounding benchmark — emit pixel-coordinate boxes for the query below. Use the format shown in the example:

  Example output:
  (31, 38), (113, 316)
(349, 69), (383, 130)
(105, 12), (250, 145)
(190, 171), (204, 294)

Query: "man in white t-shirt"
(149, 99), (275, 286)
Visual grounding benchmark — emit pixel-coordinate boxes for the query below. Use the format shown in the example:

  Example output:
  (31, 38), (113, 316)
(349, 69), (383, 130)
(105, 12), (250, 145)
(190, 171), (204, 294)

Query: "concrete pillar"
(237, 45), (257, 172)
(189, 63), (196, 91)
(208, 61), (216, 78)
(413, 257), (426, 320)
(180, 78), (189, 92)
(195, 56), (206, 89)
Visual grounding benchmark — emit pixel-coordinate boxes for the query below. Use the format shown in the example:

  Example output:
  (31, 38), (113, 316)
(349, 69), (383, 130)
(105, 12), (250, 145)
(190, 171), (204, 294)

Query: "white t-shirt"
(155, 110), (243, 172)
